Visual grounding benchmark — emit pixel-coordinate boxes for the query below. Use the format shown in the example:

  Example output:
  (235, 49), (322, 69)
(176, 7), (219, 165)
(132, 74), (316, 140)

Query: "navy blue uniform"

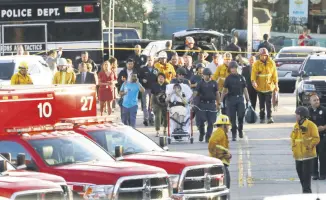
(224, 74), (247, 139)
(308, 106), (326, 178)
(195, 79), (218, 142)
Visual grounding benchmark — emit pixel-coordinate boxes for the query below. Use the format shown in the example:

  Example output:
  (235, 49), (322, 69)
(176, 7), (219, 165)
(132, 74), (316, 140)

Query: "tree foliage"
(201, 0), (246, 32)
(103, 0), (146, 23)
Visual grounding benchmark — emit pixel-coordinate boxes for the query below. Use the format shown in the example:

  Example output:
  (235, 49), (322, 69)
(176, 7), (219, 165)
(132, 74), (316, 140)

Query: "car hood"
(123, 151), (223, 174)
(0, 176), (61, 198)
(308, 76), (326, 81)
(4, 170), (66, 184)
(0, 80), (10, 86)
(52, 161), (167, 185)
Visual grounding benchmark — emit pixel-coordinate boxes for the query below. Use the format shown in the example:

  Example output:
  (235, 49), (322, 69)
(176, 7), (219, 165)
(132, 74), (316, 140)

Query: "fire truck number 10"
(37, 102), (52, 118)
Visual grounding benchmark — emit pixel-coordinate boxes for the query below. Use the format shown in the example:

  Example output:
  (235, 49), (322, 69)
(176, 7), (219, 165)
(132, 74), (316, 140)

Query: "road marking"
(238, 141), (244, 187)
(248, 138), (290, 141)
(244, 134), (253, 187)
(253, 178), (299, 182)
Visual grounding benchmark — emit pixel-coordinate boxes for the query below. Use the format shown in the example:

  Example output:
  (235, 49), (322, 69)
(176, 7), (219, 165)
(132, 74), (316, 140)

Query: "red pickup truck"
(1, 84), (230, 199)
(0, 154), (71, 199)
(0, 85), (172, 200)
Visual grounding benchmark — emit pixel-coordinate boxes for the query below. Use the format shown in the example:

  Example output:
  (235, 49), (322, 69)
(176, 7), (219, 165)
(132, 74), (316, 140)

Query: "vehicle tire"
(190, 137), (194, 144)
(168, 138), (171, 144)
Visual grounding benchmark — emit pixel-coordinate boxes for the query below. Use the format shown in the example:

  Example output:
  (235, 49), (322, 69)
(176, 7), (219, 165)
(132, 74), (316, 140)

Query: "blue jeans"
(122, 105), (138, 128)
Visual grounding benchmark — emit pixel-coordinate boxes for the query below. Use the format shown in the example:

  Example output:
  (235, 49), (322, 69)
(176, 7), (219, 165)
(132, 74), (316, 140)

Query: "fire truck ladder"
(107, 0), (115, 57)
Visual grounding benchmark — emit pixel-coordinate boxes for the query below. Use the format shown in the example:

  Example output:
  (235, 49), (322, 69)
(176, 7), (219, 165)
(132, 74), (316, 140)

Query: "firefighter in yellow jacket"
(53, 58), (76, 84)
(11, 61), (33, 85)
(251, 48), (278, 124)
(291, 106), (320, 193)
(154, 51), (176, 83)
(208, 114), (231, 188)
(212, 52), (232, 114)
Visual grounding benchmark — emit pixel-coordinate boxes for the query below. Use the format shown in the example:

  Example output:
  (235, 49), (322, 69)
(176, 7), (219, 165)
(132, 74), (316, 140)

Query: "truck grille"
(179, 164), (226, 193)
(13, 189), (65, 200)
(114, 174), (171, 200)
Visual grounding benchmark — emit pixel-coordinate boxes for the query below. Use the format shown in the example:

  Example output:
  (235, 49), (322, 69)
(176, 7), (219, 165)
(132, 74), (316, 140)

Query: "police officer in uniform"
(308, 94), (326, 180)
(192, 68), (220, 142)
(291, 106), (320, 193)
(221, 61), (250, 141)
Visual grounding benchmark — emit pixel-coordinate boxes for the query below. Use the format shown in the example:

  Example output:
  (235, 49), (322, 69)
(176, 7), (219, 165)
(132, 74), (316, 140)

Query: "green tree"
(146, 0), (166, 39)
(102, 0), (146, 23)
(201, 0), (246, 32)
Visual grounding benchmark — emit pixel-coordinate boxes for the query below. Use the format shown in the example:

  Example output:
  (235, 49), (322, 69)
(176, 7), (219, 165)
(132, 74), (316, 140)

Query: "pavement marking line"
(238, 140), (244, 188)
(244, 134), (253, 187)
(247, 138), (290, 141)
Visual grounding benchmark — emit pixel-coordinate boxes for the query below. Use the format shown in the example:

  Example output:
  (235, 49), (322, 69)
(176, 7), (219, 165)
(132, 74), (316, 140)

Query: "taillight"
(84, 5), (94, 13)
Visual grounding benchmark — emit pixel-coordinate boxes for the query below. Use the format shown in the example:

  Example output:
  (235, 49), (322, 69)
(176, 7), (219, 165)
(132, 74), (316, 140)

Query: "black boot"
(239, 130), (243, 138)
(199, 133), (205, 142)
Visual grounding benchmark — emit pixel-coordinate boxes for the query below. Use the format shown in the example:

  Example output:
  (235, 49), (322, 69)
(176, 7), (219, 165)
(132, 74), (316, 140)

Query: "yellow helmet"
(214, 114), (231, 125)
(19, 61), (28, 69)
(223, 52), (232, 60)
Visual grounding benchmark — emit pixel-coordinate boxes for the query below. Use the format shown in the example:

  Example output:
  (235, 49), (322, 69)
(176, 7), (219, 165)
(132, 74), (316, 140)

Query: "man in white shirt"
(206, 53), (223, 75)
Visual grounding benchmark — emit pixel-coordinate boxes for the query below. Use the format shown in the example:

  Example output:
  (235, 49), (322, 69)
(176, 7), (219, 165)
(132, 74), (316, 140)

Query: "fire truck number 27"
(37, 96), (94, 118)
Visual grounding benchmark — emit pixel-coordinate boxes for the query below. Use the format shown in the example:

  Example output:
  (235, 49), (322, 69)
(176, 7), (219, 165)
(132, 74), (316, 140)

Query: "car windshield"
(0, 63), (15, 80)
(278, 51), (309, 58)
(28, 135), (115, 166)
(304, 59), (326, 76)
(103, 29), (139, 43)
(87, 127), (163, 156)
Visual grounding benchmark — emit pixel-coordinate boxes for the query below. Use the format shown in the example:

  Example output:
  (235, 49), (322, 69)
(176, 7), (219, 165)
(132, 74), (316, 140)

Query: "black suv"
(294, 53), (326, 107)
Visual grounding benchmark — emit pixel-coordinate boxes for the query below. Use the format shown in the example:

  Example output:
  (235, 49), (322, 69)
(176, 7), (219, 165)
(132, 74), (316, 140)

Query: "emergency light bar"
(61, 116), (115, 125)
(5, 123), (74, 134)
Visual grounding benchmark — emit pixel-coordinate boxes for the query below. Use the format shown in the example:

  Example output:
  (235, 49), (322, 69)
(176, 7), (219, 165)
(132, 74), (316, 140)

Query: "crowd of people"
(8, 31), (326, 194)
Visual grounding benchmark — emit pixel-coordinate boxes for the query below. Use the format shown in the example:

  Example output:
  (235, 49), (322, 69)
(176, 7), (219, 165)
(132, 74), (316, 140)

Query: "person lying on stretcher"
(166, 83), (188, 129)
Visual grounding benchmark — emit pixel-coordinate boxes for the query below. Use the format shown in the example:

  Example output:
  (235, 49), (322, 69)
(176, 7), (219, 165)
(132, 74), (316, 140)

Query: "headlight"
(83, 185), (114, 200)
(169, 174), (180, 191)
(303, 84), (316, 91)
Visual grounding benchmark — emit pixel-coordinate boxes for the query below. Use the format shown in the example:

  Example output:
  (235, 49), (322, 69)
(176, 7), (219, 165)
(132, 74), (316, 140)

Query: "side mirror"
(291, 71), (300, 77)
(115, 146), (124, 158)
(159, 136), (167, 148)
(17, 153), (26, 166)
(0, 160), (7, 173)
(0, 153), (11, 162)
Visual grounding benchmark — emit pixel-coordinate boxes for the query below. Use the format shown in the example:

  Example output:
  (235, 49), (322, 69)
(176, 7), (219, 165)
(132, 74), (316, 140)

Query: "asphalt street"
(109, 93), (326, 199)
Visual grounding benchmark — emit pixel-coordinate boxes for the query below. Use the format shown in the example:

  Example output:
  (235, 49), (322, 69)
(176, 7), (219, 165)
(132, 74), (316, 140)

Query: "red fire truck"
(0, 85), (230, 200)
(0, 85), (172, 200)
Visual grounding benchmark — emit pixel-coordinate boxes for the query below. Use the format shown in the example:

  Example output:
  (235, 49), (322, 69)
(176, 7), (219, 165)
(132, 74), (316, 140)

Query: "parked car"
(0, 55), (53, 85)
(172, 28), (225, 62)
(274, 46), (326, 93)
(294, 52), (326, 107)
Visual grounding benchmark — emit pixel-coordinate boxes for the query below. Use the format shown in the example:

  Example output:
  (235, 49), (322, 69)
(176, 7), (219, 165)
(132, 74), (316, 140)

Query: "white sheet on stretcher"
(166, 83), (193, 134)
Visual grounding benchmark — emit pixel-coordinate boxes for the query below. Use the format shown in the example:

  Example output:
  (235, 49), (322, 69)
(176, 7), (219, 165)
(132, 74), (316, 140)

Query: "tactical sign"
(0, 44), (46, 52)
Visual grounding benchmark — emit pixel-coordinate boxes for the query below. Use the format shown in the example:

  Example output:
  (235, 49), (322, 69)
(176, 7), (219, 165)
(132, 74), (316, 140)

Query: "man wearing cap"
(192, 68), (220, 142)
(251, 48), (278, 124)
(184, 36), (200, 61)
(193, 50), (210, 67)
(46, 47), (63, 74)
(170, 68), (190, 85)
(308, 94), (326, 180)
(154, 51), (176, 83)
(53, 58), (76, 84)
(221, 61), (250, 141)
(10, 61), (33, 85)
(212, 52), (232, 114)
(292, 106), (320, 193)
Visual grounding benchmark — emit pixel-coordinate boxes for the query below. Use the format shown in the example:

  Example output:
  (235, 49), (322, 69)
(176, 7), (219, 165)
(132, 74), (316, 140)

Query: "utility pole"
(108, 0), (115, 57)
(247, 0), (253, 57)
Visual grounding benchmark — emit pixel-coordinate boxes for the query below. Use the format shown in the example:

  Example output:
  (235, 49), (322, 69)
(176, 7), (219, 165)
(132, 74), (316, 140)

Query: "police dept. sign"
(1, 8), (60, 19)
(0, 44), (45, 52)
